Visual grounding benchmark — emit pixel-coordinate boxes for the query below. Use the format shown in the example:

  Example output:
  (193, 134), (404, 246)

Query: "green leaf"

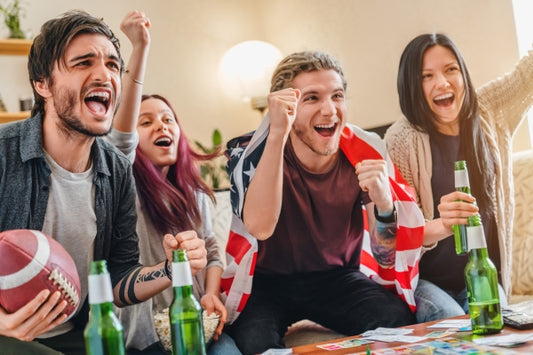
(194, 141), (209, 153)
(212, 129), (222, 146)
(199, 165), (209, 179)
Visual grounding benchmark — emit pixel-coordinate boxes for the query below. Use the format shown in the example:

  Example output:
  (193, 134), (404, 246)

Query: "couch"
(210, 149), (533, 347)
(509, 149), (533, 304)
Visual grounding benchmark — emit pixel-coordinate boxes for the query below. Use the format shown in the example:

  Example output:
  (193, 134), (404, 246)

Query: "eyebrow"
(68, 52), (120, 64)
(301, 87), (344, 95)
(423, 60), (459, 71)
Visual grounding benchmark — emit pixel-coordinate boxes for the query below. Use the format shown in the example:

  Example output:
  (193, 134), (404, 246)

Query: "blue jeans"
(415, 279), (508, 323)
(208, 332), (242, 355)
(125, 332), (240, 355)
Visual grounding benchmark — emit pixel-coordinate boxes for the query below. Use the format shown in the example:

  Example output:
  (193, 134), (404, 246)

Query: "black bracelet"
(374, 205), (396, 223)
(164, 259), (172, 281)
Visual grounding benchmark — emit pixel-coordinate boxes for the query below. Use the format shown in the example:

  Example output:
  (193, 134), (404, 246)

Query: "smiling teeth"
(155, 137), (171, 144)
(434, 93), (453, 100)
(87, 91), (110, 100)
(315, 123), (335, 129)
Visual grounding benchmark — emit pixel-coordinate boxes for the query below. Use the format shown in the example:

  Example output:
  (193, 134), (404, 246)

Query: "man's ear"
(33, 79), (52, 99)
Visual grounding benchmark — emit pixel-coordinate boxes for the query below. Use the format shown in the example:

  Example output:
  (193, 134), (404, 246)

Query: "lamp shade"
(218, 40), (283, 102)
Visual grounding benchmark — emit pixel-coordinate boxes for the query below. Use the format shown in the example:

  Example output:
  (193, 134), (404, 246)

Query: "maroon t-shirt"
(255, 140), (371, 275)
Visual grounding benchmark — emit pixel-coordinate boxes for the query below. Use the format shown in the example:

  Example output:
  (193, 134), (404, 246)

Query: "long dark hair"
(397, 33), (494, 215)
(133, 94), (218, 235)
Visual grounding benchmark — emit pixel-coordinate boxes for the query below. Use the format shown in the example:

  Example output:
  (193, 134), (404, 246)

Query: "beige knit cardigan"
(384, 49), (533, 297)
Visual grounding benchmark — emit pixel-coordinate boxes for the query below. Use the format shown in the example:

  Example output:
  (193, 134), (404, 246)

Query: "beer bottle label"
(172, 262), (193, 287)
(454, 169), (469, 188)
(88, 273), (114, 304)
(467, 225), (487, 250)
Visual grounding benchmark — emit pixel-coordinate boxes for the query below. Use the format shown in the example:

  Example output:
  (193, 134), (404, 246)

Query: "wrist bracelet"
(374, 205), (396, 223)
(124, 69), (144, 85)
(164, 259), (172, 281)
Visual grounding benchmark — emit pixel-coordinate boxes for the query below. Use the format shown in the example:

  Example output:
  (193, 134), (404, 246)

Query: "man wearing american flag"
(222, 51), (425, 355)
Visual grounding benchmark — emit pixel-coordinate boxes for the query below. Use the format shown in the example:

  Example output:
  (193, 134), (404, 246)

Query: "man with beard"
(222, 51), (424, 355)
(0, 10), (206, 354)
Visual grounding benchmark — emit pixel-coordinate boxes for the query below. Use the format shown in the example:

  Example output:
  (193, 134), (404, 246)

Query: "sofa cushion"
(511, 149), (533, 296)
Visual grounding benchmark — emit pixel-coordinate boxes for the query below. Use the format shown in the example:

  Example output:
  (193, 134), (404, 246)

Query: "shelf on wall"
(0, 111), (31, 124)
(0, 38), (32, 55)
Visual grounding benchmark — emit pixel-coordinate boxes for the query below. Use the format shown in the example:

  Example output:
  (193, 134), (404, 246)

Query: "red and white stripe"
(221, 118), (425, 324)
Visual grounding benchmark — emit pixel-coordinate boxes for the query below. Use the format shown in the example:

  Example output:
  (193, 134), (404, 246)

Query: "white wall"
(1, 0), (529, 150)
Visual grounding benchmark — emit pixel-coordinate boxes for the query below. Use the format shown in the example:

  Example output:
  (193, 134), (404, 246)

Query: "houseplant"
(0, 0), (25, 39)
(194, 129), (232, 245)
(194, 128), (230, 191)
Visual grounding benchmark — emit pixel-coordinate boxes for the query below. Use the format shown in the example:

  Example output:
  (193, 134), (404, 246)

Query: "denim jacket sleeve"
(91, 138), (141, 287)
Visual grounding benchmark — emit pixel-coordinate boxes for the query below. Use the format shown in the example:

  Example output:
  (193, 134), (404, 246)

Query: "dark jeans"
(0, 329), (85, 355)
(227, 269), (416, 355)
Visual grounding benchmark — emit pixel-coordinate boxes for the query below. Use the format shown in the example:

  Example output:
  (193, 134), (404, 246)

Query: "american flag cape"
(220, 115), (425, 324)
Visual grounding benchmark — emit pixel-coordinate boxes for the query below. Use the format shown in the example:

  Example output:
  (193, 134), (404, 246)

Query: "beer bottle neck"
(173, 284), (194, 299)
(469, 247), (489, 260)
(90, 301), (114, 317)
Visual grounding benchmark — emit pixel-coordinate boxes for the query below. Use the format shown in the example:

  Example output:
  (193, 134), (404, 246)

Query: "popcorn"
(153, 308), (220, 350)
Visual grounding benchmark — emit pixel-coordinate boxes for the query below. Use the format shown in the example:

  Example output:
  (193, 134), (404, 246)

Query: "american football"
(0, 229), (81, 317)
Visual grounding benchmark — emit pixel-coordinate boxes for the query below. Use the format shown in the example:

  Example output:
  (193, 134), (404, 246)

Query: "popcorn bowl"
(154, 308), (220, 350)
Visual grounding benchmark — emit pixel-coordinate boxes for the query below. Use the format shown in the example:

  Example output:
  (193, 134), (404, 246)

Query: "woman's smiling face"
(421, 45), (465, 135)
(137, 97), (181, 176)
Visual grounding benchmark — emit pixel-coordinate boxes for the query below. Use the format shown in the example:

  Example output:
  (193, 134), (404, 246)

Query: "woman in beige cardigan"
(385, 33), (533, 323)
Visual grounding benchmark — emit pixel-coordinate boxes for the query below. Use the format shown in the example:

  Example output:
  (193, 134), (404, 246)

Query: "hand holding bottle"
(437, 190), (478, 232)
(163, 231), (207, 276)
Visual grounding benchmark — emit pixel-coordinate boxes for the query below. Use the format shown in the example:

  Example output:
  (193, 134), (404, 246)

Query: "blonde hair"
(270, 51), (347, 93)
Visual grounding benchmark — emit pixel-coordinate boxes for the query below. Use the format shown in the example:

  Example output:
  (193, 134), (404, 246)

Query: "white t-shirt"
(40, 150), (97, 337)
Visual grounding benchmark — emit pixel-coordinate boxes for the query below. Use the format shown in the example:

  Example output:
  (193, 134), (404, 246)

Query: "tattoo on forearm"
(127, 267), (142, 304)
(136, 267), (166, 283)
(371, 221), (397, 267)
(117, 266), (143, 305)
(118, 274), (128, 305)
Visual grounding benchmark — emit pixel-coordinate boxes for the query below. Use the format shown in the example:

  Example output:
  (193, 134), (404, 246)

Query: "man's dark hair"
(28, 10), (123, 116)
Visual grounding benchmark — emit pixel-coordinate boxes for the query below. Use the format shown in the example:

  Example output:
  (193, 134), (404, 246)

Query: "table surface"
(291, 315), (533, 354)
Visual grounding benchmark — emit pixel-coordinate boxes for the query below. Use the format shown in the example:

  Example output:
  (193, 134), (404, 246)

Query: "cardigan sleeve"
(476, 48), (533, 135)
(385, 119), (421, 207)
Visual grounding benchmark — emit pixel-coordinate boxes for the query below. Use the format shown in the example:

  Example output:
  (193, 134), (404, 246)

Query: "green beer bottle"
(169, 249), (206, 355)
(84, 260), (125, 355)
(464, 213), (503, 335)
(452, 160), (470, 255)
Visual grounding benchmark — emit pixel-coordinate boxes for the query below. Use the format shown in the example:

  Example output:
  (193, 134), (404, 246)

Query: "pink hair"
(133, 94), (219, 235)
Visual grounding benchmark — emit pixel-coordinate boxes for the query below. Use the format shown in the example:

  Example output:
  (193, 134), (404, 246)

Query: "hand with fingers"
(267, 88), (301, 139)
(356, 159), (394, 214)
(163, 230), (207, 276)
(120, 10), (151, 48)
(437, 190), (478, 233)
(0, 290), (68, 341)
(200, 292), (227, 341)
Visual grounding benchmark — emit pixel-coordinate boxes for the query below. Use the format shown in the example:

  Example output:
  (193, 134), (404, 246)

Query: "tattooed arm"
(367, 202), (397, 268)
(356, 159), (396, 268)
(113, 230), (207, 307)
(113, 263), (168, 307)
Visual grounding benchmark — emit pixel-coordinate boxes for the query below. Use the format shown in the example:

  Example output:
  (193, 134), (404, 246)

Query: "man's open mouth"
(314, 122), (337, 137)
(85, 91), (110, 115)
